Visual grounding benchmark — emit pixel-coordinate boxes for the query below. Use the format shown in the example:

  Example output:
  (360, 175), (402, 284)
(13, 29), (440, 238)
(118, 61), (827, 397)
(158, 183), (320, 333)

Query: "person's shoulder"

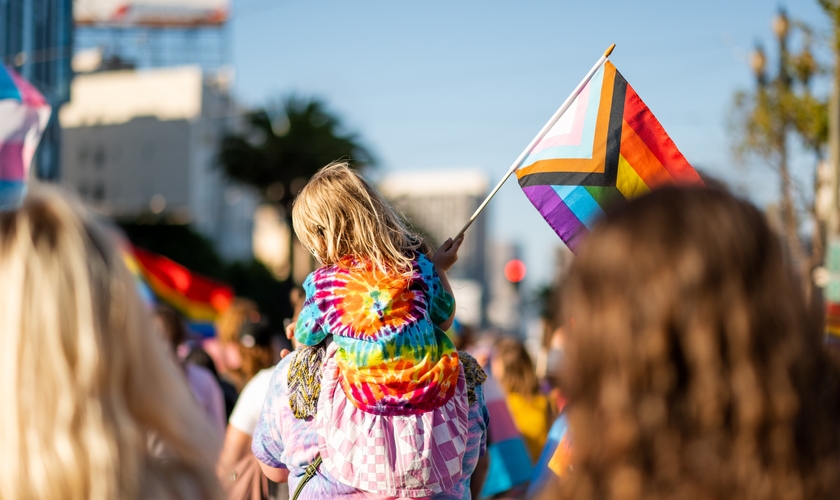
(243, 366), (276, 393)
(185, 362), (215, 386)
(255, 366), (276, 381)
(272, 354), (294, 375)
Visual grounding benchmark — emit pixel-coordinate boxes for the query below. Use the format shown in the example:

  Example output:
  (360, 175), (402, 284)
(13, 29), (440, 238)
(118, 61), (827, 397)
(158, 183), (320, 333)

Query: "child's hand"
(433, 235), (464, 272)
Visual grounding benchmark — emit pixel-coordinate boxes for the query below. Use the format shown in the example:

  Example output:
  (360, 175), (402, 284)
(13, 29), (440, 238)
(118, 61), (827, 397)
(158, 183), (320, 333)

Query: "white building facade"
(379, 170), (490, 327)
(60, 65), (257, 261)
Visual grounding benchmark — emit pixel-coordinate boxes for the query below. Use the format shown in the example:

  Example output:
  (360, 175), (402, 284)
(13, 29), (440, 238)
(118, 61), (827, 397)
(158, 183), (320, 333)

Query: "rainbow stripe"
(122, 246), (157, 308)
(517, 61), (703, 251)
(826, 302), (840, 346)
(132, 247), (234, 337)
(0, 64), (51, 210)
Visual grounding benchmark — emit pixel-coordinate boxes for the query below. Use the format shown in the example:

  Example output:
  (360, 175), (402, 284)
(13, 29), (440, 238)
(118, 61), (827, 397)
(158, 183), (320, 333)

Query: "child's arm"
(432, 235), (464, 331)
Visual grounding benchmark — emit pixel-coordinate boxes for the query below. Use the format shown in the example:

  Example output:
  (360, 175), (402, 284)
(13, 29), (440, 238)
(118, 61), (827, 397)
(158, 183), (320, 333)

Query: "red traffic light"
(504, 259), (526, 283)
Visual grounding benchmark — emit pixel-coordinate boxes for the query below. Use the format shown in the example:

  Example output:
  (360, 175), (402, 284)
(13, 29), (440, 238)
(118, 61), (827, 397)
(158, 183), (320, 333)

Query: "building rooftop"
(60, 65), (204, 127)
(378, 169), (489, 198)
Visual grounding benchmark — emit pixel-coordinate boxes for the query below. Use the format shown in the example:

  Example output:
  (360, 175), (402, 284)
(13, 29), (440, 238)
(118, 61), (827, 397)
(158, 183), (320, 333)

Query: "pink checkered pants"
(315, 345), (469, 497)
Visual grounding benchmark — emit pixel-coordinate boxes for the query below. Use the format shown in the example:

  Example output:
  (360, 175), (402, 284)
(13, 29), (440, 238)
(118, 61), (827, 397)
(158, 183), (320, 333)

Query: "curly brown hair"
(557, 187), (840, 500)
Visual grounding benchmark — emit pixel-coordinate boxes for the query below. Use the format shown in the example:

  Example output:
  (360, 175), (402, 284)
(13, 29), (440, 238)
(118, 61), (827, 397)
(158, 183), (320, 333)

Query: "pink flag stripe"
(7, 68), (47, 107)
(0, 143), (25, 180)
(486, 400), (523, 443)
(530, 83), (591, 152)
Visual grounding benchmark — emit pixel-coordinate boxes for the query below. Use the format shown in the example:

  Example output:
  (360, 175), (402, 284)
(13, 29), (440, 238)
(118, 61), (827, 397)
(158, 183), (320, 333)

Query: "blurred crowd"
(3, 180), (840, 500)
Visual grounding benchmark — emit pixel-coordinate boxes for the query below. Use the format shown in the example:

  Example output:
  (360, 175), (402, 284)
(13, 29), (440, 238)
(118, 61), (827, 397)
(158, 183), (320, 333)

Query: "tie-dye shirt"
(295, 253), (459, 415)
(252, 352), (490, 500)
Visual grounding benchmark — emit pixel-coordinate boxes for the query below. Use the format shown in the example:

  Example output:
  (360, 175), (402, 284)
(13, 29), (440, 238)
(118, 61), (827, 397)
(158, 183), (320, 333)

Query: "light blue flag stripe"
(552, 185), (604, 230)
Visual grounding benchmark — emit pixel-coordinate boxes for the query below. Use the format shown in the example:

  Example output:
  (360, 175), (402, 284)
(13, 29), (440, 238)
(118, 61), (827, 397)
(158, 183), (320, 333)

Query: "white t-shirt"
(228, 367), (274, 435)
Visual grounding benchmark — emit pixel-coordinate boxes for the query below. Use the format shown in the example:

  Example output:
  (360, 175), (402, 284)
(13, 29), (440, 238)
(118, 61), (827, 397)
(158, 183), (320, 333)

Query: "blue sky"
(228, 0), (829, 288)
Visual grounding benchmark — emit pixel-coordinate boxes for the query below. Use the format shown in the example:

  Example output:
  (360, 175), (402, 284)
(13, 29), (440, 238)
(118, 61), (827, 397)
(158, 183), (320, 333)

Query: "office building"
(59, 65), (257, 261)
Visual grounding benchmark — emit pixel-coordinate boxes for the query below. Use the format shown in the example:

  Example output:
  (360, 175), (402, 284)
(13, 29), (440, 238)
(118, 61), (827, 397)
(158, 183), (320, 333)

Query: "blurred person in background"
(492, 336), (555, 463)
(205, 298), (253, 388)
(155, 304), (227, 439)
(527, 327), (569, 499)
(0, 186), (222, 499)
(217, 288), (305, 500)
(217, 320), (285, 500)
(206, 298), (269, 391)
(536, 187), (840, 500)
(186, 345), (240, 419)
(237, 317), (278, 388)
(463, 331), (534, 498)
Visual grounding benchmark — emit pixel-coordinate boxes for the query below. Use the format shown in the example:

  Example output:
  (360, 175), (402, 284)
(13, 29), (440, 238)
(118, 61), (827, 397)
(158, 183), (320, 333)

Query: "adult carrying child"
(252, 162), (489, 499)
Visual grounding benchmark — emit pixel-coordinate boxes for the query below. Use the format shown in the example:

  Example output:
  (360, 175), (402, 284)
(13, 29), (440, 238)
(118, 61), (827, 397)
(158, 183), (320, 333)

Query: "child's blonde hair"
(292, 161), (425, 275)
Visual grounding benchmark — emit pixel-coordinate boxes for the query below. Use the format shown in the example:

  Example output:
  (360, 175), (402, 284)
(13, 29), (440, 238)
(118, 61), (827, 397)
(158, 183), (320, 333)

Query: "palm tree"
(220, 96), (374, 203)
(219, 96), (375, 281)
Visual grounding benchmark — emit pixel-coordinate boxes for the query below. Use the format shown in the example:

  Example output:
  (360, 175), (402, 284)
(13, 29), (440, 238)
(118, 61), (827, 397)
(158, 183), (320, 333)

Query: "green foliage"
(219, 96), (376, 208)
(730, 9), (827, 165)
(119, 221), (226, 280)
(731, 88), (827, 164)
(224, 260), (295, 327)
(792, 91), (829, 154)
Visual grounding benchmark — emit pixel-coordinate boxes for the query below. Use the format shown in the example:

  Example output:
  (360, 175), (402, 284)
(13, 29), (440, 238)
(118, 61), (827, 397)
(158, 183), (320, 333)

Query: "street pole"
(829, 46), (840, 242)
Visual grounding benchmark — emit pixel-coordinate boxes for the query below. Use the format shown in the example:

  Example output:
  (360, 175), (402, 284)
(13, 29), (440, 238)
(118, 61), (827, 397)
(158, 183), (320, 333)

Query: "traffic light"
(504, 259), (526, 287)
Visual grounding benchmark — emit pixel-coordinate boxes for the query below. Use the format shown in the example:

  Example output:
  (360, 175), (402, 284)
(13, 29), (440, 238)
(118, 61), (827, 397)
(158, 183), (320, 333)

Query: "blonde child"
(270, 162), (479, 497)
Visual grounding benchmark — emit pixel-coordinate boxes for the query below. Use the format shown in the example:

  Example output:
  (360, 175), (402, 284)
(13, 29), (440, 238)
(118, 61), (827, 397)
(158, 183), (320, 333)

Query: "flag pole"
(453, 44), (616, 241)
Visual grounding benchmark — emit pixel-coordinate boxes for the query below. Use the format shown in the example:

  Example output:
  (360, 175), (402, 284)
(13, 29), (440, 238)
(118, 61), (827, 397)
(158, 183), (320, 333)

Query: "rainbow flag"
(527, 414), (571, 497)
(121, 244), (157, 308)
(516, 60), (703, 251)
(132, 247), (234, 337)
(0, 64), (51, 210)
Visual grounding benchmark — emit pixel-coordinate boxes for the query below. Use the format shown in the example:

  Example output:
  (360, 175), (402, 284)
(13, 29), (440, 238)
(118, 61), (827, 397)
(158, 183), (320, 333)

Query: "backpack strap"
(291, 455), (323, 500)
(288, 344), (326, 419)
(458, 351), (487, 405)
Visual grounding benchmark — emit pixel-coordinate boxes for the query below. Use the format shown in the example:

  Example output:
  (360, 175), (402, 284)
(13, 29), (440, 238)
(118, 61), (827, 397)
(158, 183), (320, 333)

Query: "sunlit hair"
(494, 336), (541, 398)
(216, 298), (257, 344)
(0, 186), (222, 500)
(214, 298), (271, 389)
(292, 161), (425, 275)
(557, 187), (840, 500)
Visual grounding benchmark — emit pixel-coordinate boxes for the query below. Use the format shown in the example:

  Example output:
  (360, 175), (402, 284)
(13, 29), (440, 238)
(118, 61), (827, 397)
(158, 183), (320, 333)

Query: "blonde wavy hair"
(556, 187), (840, 500)
(292, 161), (425, 274)
(0, 186), (222, 500)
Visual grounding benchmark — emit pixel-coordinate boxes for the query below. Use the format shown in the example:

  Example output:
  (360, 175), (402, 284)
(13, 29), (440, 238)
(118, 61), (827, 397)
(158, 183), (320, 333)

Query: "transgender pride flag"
(516, 60), (703, 251)
(0, 64), (51, 210)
